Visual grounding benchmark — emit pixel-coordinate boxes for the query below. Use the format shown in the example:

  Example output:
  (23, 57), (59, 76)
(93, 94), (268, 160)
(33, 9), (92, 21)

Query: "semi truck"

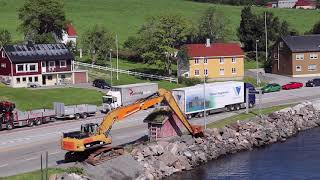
(54, 102), (97, 119)
(101, 83), (159, 113)
(172, 81), (256, 119)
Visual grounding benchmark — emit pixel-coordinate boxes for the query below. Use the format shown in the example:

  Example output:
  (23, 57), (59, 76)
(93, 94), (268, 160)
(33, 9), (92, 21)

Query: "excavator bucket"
(191, 125), (204, 137)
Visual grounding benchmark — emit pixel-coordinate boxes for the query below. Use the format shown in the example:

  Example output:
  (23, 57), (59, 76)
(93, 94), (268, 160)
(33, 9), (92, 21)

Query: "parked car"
(306, 78), (320, 87)
(27, 82), (41, 88)
(93, 79), (110, 89)
(261, 83), (281, 93)
(282, 82), (303, 90)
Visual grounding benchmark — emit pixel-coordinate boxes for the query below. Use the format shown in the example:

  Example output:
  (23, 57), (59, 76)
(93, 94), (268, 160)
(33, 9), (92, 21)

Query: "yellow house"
(182, 41), (245, 81)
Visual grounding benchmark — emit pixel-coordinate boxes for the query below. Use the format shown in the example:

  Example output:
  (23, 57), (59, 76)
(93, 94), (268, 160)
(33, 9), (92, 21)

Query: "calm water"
(167, 127), (320, 180)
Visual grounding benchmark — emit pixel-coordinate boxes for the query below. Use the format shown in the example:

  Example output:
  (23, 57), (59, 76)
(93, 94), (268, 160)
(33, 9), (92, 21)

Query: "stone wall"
(132, 101), (320, 179)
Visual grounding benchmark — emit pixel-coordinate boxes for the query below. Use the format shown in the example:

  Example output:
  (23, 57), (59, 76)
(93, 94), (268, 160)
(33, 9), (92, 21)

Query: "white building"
(61, 23), (77, 45)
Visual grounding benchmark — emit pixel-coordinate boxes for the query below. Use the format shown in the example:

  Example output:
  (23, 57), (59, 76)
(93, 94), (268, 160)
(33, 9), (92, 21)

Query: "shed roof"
(282, 35), (320, 53)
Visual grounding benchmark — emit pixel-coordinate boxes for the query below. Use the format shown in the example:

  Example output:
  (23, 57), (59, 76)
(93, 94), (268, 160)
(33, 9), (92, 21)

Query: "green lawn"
(0, 84), (103, 111)
(244, 60), (263, 70)
(0, 0), (319, 44)
(207, 104), (293, 129)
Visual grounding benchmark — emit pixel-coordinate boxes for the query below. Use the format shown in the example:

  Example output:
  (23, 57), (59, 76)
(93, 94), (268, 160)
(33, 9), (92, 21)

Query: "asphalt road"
(1, 87), (320, 177)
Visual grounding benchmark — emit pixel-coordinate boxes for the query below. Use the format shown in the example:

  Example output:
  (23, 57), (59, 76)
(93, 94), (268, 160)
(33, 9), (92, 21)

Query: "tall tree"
(18, 0), (66, 43)
(135, 14), (192, 75)
(198, 7), (229, 42)
(82, 25), (115, 64)
(309, 20), (320, 34)
(0, 29), (11, 46)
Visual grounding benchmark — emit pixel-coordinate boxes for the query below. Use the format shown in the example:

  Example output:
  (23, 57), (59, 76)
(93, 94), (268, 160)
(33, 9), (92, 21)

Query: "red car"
(282, 82), (303, 90)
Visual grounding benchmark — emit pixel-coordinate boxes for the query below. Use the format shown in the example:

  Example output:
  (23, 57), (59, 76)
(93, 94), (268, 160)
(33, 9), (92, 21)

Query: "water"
(167, 127), (320, 180)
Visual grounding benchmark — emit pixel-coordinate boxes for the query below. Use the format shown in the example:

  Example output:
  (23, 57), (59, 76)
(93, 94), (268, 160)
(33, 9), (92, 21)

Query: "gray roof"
(282, 35), (320, 53)
(2, 43), (74, 63)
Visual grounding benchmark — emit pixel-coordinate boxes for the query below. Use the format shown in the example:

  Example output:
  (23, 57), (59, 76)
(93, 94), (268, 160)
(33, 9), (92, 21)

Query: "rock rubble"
(132, 101), (320, 179)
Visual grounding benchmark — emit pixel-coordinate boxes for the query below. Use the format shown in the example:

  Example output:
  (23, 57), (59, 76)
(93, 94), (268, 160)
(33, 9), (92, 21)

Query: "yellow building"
(182, 42), (245, 81)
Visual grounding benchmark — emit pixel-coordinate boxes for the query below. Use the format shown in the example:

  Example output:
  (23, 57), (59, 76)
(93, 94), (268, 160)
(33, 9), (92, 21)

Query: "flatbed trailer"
(54, 102), (97, 119)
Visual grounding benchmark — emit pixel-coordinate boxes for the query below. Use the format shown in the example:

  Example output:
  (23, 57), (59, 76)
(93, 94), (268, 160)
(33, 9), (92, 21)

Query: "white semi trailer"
(172, 81), (256, 119)
(101, 83), (158, 113)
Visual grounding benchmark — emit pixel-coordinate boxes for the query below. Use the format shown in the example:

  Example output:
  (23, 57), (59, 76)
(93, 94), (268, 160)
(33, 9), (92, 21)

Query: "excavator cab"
(81, 123), (99, 135)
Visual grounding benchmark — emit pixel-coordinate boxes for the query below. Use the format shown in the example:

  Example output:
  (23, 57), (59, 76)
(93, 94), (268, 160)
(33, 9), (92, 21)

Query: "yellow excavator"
(61, 89), (203, 163)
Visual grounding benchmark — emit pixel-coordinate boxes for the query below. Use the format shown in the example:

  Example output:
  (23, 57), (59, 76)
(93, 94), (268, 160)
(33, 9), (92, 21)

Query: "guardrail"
(74, 61), (178, 83)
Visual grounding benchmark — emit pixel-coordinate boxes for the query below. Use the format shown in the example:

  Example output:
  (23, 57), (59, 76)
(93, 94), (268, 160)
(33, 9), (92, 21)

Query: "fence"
(74, 61), (178, 83)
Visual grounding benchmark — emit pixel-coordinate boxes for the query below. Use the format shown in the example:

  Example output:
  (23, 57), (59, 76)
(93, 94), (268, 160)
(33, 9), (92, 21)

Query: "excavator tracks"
(85, 146), (126, 166)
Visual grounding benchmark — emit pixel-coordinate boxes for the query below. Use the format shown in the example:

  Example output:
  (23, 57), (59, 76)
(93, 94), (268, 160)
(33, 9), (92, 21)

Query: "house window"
(47, 75), (53, 80)
(194, 58), (199, 65)
(232, 68), (236, 74)
(49, 61), (55, 68)
(204, 58), (208, 64)
(28, 77), (32, 82)
(219, 57), (224, 64)
(1, 63), (6, 68)
(231, 57), (236, 63)
(296, 66), (302, 72)
(310, 53), (318, 60)
(194, 69), (200, 76)
(61, 74), (66, 79)
(28, 64), (38, 72)
(34, 76), (38, 82)
(279, 42), (284, 48)
(1, 51), (5, 58)
(204, 69), (208, 76)
(60, 60), (67, 68)
(17, 64), (25, 72)
(296, 54), (304, 60)
(274, 53), (278, 59)
(219, 68), (224, 75)
(22, 77), (26, 82)
(16, 78), (20, 84)
(308, 64), (317, 71)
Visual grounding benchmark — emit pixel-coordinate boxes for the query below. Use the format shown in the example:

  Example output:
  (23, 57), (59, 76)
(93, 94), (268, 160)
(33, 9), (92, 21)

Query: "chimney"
(206, 38), (211, 47)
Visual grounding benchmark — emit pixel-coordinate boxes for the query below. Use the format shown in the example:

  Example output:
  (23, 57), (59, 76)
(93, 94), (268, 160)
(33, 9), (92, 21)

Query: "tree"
(18, 0), (66, 43)
(0, 29), (11, 46)
(197, 7), (229, 42)
(82, 25), (115, 64)
(309, 20), (320, 34)
(135, 14), (192, 75)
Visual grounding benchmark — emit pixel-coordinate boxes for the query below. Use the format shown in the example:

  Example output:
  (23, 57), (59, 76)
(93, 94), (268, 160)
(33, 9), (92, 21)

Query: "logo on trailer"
(234, 86), (241, 96)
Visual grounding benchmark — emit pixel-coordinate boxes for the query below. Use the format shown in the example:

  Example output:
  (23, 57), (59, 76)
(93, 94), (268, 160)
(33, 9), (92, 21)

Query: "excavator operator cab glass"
(81, 123), (99, 134)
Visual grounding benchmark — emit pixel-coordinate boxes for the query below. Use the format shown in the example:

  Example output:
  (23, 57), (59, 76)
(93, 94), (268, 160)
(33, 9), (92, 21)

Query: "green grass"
(244, 60), (263, 70)
(0, 0), (319, 44)
(207, 104), (293, 129)
(0, 83), (103, 111)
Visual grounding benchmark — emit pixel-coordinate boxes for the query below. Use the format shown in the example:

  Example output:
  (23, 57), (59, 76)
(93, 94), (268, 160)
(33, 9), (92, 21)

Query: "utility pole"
(203, 59), (206, 129)
(110, 49), (113, 86)
(116, 34), (119, 80)
(256, 39), (260, 87)
(265, 12), (268, 62)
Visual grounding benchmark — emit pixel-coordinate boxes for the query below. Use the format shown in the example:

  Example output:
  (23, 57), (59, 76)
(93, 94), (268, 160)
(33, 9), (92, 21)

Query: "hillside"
(0, 0), (319, 45)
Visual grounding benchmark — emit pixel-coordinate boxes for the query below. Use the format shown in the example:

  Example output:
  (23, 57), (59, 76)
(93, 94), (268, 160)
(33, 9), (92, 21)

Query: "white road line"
(0, 163), (8, 168)
(49, 151), (60, 155)
(24, 157), (37, 161)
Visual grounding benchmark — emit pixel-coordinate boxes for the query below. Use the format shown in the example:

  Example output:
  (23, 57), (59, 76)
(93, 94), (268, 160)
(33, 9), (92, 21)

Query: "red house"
(295, 0), (316, 9)
(0, 42), (88, 88)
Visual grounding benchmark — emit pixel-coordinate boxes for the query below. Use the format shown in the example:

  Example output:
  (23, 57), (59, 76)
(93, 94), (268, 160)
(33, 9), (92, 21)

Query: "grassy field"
(0, 84), (103, 111)
(207, 104), (293, 129)
(0, 0), (319, 44)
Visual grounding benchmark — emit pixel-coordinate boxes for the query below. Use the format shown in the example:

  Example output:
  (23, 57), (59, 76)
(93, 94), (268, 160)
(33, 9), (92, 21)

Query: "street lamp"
(110, 49), (113, 86)
(203, 58), (206, 129)
(256, 40), (260, 87)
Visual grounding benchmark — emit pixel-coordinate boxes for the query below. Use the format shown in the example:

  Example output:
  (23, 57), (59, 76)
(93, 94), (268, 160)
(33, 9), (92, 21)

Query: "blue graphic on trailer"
(185, 91), (216, 113)
(234, 86), (241, 96)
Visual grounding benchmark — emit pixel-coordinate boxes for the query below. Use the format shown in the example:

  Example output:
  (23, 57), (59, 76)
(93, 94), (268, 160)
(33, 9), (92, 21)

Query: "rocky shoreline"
(131, 101), (320, 179)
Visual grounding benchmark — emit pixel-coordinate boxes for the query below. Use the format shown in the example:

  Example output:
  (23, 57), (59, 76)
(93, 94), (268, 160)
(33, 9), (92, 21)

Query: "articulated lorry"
(172, 81), (256, 119)
(101, 83), (158, 113)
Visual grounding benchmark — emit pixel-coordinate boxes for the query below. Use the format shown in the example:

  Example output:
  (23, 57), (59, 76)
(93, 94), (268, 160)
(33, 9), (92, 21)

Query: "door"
(42, 62), (46, 73)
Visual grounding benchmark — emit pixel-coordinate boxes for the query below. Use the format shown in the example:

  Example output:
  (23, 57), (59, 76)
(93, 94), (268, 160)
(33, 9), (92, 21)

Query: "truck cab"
(102, 90), (122, 113)
(245, 83), (256, 107)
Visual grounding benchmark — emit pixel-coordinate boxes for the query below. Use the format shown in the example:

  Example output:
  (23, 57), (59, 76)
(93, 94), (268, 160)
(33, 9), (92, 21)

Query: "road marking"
(49, 151), (60, 155)
(0, 163), (8, 168)
(24, 157), (37, 161)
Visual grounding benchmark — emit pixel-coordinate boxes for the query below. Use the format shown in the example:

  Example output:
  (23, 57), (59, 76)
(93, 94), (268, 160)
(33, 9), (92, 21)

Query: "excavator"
(61, 89), (203, 164)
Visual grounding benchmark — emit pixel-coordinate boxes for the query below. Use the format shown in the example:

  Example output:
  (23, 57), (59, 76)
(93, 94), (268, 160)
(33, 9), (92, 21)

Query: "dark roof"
(282, 35), (320, 53)
(3, 43), (74, 63)
(186, 43), (244, 58)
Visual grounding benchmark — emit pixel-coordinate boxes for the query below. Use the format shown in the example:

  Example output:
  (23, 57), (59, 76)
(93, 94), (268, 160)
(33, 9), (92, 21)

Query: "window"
(28, 77), (32, 82)
(49, 61), (55, 68)
(194, 69), (200, 76)
(1, 51), (5, 58)
(204, 69), (208, 76)
(232, 68), (236, 74)
(1, 63), (6, 68)
(28, 64), (38, 72)
(194, 58), (199, 65)
(22, 77), (26, 82)
(274, 53), (278, 59)
(17, 64), (25, 72)
(231, 57), (236, 63)
(279, 42), (284, 48)
(204, 58), (208, 64)
(296, 66), (302, 72)
(296, 54), (304, 60)
(34, 76), (38, 82)
(16, 78), (20, 84)
(310, 53), (318, 60)
(60, 60), (67, 68)
(219, 68), (224, 75)
(61, 74), (66, 79)
(308, 64), (317, 71)
(219, 57), (224, 64)
(47, 75), (53, 80)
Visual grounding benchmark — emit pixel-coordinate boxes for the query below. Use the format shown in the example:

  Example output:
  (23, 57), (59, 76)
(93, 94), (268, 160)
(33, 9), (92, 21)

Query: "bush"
(65, 167), (85, 175)
(179, 77), (202, 86)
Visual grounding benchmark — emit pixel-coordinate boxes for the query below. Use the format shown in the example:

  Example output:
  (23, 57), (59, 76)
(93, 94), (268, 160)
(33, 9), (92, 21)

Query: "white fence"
(74, 61), (178, 83)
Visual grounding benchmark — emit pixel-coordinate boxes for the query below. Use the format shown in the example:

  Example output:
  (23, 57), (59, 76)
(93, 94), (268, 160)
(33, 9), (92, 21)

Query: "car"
(306, 78), (320, 87)
(282, 82), (303, 90)
(261, 83), (281, 93)
(92, 79), (110, 89)
(27, 82), (41, 88)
